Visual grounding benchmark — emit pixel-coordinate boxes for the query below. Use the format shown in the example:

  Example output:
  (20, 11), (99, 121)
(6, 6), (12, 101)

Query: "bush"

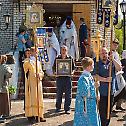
(8, 85), (16, 95)
(114, 18), (123, 55)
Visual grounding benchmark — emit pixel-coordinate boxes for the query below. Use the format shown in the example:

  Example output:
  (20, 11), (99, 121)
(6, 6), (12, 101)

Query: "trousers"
(56, 77), (72, 111)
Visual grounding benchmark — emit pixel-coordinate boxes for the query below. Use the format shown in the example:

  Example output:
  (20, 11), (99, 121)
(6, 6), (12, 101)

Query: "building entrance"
(43, 4), (73, 26)
(43, 4), (73, 40)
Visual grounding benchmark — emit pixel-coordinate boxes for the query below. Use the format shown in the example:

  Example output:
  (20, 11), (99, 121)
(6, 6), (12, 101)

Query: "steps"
(17, 61), (83, 99)
(42, 61), (83, 98)
(17, 67), (25, 100)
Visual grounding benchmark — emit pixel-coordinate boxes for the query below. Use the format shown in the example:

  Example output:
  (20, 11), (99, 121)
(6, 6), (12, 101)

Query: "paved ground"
(0, 99), (126, 126)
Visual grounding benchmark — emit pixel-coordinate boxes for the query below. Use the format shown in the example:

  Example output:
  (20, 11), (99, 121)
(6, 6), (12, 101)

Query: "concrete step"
(18, 60), (82, 99)
(43, 80), (78, 87)
(43, 86), (77, 93)
(43, 80), (56, 87)
(72, 76), (80, 81)
(43, 92), (77, 99)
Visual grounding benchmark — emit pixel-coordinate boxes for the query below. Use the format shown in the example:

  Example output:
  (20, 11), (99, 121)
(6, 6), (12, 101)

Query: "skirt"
(114, 86), (126, 104)
(0, 93), (10, 116)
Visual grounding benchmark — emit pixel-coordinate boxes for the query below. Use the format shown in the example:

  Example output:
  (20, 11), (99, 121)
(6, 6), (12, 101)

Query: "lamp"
(120, 0), (126, 50)
(120, 0), (126, 14)
(0, 2), (11, 31)
(4, 13), (11, 24)
(0, 3), (2, 11)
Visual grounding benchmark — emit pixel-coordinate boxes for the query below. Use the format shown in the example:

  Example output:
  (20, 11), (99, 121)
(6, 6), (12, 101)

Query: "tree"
(114, 19), (123, 55)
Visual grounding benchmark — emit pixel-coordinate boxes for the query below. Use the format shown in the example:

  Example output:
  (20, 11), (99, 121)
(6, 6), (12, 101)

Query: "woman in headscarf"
(0, 55), (12, 122)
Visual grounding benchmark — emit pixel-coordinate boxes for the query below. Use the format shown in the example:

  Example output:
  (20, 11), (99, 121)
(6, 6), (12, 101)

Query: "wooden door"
(73, 4), (91, 56)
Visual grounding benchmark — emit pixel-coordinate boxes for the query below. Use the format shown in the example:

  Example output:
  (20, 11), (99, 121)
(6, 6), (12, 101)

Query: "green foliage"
(8, 85), (16, 95)
(115, 28), (123, 54)
(114, 19), (123, 55)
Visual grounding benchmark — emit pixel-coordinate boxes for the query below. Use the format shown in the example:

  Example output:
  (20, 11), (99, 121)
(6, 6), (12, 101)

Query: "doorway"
(43, 4), (73, 40)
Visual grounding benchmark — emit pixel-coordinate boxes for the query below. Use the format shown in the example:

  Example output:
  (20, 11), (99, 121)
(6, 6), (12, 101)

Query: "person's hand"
(96, 96), (100, 102)
(35, 73), (42, 80)
(109, 53), (114, 61)
(106, 77), (112, 83)
(37, 73), (40, 79)
(94, 81), (100, 88)
(84, 39), (88, 45)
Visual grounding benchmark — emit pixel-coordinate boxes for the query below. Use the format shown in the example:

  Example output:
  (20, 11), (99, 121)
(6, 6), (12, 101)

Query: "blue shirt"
(92, 59), (116, 96)
(17, 34), (26, 52)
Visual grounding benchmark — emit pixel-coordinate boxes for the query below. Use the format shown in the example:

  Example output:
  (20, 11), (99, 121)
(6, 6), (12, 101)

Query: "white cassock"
(60, 20), (79, 61)
(45, 32), (60, 76)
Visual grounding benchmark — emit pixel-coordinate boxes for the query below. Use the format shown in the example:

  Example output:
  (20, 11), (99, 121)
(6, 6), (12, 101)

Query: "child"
(73, 57), (101, 126)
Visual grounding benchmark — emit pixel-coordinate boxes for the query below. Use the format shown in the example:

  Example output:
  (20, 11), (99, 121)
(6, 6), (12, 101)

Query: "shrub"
(8, 85), (16, 95)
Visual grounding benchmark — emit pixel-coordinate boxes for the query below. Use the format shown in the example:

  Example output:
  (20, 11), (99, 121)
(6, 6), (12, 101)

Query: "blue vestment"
(73, 70), (101, 126)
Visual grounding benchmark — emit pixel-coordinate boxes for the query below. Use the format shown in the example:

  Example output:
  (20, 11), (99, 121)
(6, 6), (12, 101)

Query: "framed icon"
(103, 0), (112, 8)
(25, 4), (45, 28)
(37, 37), (44, 48)
(56, 59), (72, 76)
(30, 12), (40, 23)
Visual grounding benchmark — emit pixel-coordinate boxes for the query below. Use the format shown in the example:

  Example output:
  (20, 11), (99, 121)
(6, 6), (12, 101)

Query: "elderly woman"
(0, 55), (12, 123)
(113, 50), (126, 110)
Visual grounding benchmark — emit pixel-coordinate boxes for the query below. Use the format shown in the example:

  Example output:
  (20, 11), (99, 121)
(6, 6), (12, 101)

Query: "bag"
(114, 72), (126, 97)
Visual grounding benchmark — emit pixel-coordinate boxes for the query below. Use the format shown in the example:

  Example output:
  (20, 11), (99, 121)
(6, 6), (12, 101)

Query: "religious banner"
(36, 27), (53, 64)
(36, 27), (46, 48)
(113, 0), (118, 25)
(38, 48), (49, 64)
(25, 4), (45, 28)
(104, 8), (111, 28)
(97, 0), (103, 24)
(103, 0), (112, 8)
(102, 0), (118, 27)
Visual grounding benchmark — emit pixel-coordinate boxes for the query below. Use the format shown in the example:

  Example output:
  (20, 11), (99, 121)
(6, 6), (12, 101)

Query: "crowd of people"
(0, 16), (126, 126)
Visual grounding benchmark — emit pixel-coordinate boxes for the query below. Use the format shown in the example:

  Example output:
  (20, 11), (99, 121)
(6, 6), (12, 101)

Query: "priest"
(45, 28), (60, 76)
(60, 16), (79, 61)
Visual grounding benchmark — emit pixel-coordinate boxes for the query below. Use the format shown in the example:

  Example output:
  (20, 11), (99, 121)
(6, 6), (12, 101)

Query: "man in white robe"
(45, 28), (60, 76)
(60, 16), (79, 61)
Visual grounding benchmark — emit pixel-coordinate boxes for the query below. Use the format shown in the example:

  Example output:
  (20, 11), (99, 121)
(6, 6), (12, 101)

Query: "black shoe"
(27, 116), (35, 122)
(2, 115), (11, 119)
(116, 106), (126, 111)
(0, 117), (6, 123)
(35, 117), (46, 122)
(65, 110), (70, 114)
(55, 109), (61, 113)
(40, 118), (46, 122)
